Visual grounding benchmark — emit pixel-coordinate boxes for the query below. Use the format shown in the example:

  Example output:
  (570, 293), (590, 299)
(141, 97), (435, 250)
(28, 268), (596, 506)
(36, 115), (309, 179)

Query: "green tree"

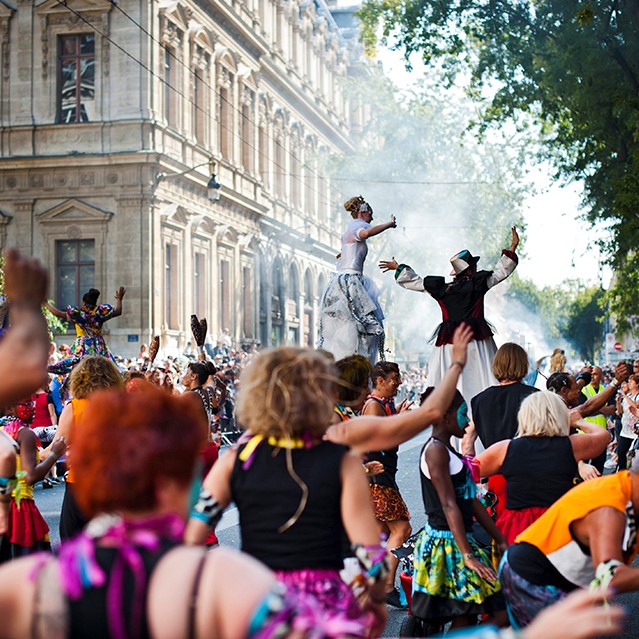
(0, 255), (66, 336)
(358, 1), (639, 324)
(564, 286), (607, 362)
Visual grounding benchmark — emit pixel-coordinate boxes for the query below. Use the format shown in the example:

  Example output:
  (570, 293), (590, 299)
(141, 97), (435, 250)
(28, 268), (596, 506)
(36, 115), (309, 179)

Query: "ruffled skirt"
(318, 273), (385, 362)
(0, 498), (50, 563)
(412, 524), (502, 622)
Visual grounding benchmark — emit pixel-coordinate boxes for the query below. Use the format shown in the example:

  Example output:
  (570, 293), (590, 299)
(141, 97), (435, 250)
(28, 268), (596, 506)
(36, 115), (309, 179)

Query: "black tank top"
(419, 439), (474, 532)
(501, 436), (578, 510)
(68, 539), (178, 639)
(365, 396), (399, 489)
(231, 439), (348, 571)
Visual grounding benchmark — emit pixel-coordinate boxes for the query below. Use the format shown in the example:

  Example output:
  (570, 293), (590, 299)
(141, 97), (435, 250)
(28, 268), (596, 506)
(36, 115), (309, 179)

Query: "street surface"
(35, 431), (638, 637)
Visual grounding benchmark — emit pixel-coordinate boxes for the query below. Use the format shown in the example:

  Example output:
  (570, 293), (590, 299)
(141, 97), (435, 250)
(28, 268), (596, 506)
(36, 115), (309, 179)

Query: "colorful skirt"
(369, 484), (410, 522)
(496, 505), (548, 546)
(412, 524), (502, 622)
(0, 499), (50, 563)
(499, 550), (568, 629)
(274, 568), (371, 637)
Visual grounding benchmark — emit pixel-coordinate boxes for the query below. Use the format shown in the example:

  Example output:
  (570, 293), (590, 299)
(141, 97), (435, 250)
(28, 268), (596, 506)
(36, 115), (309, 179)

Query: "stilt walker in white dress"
(318, 196), (397, 362)
(379, 227), (520, 403)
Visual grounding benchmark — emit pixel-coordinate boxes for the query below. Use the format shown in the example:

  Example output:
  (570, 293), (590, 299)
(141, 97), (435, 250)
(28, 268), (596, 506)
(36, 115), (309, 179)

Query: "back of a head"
(69, 356), (123, 399)
(420, 386), (463, 413)
(492, 342), (529, 382)
(72, 385), (206, 517)
(236, 346), (335, 438)
(547, 372), (572, 394)
(343, 195), (367, 219)
(517, 390), (570, 438)
(82, 288), (100, 306)
(189, 360), (216, 386)
(335, 354), (372, 404)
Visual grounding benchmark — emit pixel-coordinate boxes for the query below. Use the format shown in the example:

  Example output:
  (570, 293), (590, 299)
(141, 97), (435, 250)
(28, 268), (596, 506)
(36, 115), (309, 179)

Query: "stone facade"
(0, 0), (369, 356)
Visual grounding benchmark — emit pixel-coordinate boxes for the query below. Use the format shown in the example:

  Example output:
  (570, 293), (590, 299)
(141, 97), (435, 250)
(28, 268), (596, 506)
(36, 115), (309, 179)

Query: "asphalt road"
(34, 433), (639, 637)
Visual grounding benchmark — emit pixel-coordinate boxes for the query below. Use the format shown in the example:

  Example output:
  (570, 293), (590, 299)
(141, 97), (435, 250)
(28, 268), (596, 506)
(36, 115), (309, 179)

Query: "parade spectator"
(616, 375), (639, 470)
(362, 361), (412, 608)
(44, 356), (123, 539)
(580, 366), (616, 472)
(476, 391), (610, 544)
(0, 398), (65, 561)
(186, 347), (389, 636)
(0, 386), (350, 639)
(412, 386), (507, 630)
(500, 456), (639, 629)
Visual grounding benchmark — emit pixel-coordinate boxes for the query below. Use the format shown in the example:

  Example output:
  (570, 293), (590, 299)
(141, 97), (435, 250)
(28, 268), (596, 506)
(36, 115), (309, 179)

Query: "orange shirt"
(65, 397), (88, 484)
(515, 471), (638, 587)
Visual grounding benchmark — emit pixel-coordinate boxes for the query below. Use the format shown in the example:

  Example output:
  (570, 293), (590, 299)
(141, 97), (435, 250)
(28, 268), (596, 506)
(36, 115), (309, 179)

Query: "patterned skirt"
(369, 484), (410, 522)
(499, 551), (568, 629)
(274, 568), (372, 637)
(412, 524), (502, 622)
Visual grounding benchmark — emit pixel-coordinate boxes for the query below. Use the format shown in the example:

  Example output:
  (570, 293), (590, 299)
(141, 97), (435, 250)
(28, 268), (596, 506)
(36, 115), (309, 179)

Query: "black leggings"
(617, 435), (635, 471)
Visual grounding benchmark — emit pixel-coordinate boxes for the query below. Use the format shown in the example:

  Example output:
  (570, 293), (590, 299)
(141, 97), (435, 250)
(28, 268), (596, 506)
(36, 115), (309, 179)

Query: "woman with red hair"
(0, 386), (353, 639)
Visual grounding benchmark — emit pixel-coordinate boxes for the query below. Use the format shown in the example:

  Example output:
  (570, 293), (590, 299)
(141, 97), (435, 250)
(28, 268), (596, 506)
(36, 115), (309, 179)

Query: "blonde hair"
(344, 195), (368, 219)
(516, 391), (570, 438)
(492, 342), (529, 382)
(69, 356), (123, 399)
(236, 347), (336, 438)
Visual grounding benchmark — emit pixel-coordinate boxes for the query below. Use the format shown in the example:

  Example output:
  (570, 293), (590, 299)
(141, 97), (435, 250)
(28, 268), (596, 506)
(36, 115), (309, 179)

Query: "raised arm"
(486, 226), (520, 289)
(0, 250), (50, 410)
(575, 365), (627, 419)
(326, 324), (473, 454)
(44, 301), (68, 320)
(111, 287), (126, 318)
(570, 419), (611, 463)
(359, 215), (396, 240)
(17, 428), (65, 485)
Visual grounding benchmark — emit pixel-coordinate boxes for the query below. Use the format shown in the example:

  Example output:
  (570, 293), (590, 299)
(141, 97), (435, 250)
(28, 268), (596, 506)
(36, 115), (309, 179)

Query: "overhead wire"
(55, 0), (344, 207)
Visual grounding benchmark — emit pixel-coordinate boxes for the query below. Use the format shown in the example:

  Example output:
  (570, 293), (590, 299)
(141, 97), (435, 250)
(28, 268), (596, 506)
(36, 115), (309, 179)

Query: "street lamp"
(156, 158), (222, 203)
(207, 172), (221, 201)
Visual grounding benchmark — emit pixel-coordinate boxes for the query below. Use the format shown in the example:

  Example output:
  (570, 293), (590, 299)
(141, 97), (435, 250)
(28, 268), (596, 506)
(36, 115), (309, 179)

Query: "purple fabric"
(57, 513), (184, 639)
(274, 567), (371, 637)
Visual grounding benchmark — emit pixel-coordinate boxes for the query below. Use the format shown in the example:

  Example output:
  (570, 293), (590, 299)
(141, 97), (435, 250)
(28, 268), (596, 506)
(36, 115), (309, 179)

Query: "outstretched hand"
(3, 249), (48, 307)
(389, 215), (397, 228)
(451, 323), (473, 367)
(521, 588), (623, 639)
(510, 226), (520, 252)
(379, 257), (399, 273)
(114, 287), (126, 301)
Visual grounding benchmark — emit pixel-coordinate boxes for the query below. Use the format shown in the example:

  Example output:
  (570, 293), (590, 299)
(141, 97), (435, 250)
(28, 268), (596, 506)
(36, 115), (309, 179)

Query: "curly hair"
(69, 356), (123, 399)
(343, 195), (369, 219)
(236, 347), (336, 438)
(72, 385), (206, 517)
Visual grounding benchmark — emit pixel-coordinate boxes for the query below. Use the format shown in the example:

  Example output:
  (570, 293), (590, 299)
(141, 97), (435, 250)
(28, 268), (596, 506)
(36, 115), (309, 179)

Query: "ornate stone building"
(0, 0), (368, 355)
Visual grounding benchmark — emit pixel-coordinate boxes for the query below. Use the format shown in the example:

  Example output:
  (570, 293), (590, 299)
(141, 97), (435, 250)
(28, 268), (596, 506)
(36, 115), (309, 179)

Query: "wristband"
(611, 378), (620, 388)
(0, 475), (17, 497)
(451, 360), (465, 371)
(351, 543), (390, 587)
(190, 486), (224, 529)
(46, 452), (60, 463)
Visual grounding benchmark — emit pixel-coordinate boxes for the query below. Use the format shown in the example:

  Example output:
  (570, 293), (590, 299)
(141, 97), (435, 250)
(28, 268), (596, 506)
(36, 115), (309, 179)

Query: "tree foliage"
(358, 1), (639, 324)
(506, 273), (606, 362)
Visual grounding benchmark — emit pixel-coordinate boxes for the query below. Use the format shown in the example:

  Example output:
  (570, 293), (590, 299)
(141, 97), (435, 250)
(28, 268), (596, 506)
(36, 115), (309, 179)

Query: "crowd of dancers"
(0, 195), (635, 639)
